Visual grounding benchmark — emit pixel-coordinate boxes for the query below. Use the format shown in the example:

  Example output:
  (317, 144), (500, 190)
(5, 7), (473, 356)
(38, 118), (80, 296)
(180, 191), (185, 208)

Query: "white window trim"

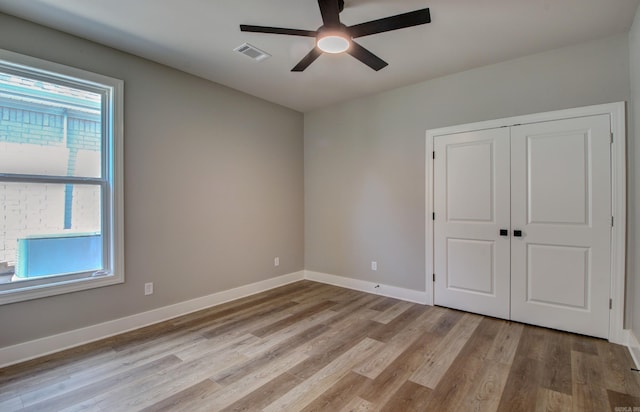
(0, 49), (124, 305)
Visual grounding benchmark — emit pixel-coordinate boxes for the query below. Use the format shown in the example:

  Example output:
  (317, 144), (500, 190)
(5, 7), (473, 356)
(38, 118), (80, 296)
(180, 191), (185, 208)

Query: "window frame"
(0, 49), (124, 305)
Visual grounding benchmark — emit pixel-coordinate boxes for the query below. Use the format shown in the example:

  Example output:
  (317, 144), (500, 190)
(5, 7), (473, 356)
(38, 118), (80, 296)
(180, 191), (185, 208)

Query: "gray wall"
(305, 34), (630, 292)
(0, 13), (304, 348)
(0, 9), (636, 351)
(630, 4), (640, 337)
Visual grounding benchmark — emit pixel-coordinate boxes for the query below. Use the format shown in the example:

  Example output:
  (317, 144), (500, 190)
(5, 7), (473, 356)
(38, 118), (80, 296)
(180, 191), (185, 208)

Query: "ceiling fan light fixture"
(240, 2), (431, 71)
(317, 33), (350, 53)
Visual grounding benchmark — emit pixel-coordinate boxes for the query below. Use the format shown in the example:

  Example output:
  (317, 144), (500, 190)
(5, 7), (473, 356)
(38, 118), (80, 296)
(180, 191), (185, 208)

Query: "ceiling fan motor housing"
(239, 0), (431, 71)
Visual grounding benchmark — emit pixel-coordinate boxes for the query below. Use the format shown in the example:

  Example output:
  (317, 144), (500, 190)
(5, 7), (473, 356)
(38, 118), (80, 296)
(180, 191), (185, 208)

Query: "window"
(0, 49), (124, 304)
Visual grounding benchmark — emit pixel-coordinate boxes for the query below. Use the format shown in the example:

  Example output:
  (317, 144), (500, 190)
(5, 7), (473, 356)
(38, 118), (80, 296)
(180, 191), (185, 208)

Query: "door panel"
(447, 238), (495, 294)
(446, 141), (494, 222)
(434, 128), (511, 319)
(526, 244), (589, 309)
(510, 115), (611, 338)
(527, 132), (589, 225)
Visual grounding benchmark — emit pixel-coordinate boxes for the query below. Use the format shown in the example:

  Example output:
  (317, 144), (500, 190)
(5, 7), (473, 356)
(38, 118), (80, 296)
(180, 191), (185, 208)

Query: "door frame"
(425, 102), (626, 344)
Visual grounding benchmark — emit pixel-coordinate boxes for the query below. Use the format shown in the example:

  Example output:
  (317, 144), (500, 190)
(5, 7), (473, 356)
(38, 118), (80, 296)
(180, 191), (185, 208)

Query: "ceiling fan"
(240, 0), (431, 72)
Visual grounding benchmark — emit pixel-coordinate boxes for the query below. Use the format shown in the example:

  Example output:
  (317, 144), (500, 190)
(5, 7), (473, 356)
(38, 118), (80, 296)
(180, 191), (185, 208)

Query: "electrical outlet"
(371, 261), (377, 271)
(274, 257), (280, 267)
(144, 282), (153, 296)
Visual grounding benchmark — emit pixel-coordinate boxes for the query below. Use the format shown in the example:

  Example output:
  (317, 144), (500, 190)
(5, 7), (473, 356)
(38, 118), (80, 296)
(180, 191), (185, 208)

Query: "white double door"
(433, 115), (611, 338)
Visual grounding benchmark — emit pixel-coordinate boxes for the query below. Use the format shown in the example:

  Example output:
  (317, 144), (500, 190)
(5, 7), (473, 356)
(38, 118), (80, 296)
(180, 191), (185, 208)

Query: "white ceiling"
(0, 0), (638, 112)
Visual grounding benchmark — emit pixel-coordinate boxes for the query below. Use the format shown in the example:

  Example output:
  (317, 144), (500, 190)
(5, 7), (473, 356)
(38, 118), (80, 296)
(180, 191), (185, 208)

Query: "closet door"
(510, 115), (611, 338)
(433, 128), (511, 319)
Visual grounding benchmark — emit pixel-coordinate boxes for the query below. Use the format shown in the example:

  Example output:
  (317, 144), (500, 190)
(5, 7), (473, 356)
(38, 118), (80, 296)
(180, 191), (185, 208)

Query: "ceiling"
(0, 0), (638, 112)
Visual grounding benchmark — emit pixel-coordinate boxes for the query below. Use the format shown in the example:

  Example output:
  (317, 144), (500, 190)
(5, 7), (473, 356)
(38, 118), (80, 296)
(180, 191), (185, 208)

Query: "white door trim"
(425, 102), (626, 344)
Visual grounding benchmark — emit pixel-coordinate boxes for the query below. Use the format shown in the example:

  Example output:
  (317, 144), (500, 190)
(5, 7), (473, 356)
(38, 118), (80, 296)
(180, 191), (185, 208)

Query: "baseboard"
(304, 270), (428, 304)
(628, 329), (640, 369)
(0, 271), (305, 368)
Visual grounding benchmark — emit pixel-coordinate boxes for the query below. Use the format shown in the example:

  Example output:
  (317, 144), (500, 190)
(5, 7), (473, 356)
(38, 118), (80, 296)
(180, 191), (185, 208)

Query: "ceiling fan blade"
(240, 25), (317, 37)
(317, 0), (341, 27)
(347, 41), (388, 71)
(348, 8), (431, 38)
(292, 47), (323, 72)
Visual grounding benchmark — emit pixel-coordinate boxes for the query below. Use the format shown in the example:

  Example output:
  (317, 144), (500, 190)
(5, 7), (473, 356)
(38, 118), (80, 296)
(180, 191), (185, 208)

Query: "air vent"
(234, 43), (271, 61)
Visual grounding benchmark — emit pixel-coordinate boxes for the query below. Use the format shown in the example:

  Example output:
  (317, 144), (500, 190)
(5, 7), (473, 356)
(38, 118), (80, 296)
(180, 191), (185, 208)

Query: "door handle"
(499, 229), (509, 236)
(514, 230), (523, 237)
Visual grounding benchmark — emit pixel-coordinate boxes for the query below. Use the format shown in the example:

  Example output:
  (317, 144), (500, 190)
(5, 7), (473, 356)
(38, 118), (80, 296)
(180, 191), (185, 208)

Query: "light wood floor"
(1, 281), (640, 411)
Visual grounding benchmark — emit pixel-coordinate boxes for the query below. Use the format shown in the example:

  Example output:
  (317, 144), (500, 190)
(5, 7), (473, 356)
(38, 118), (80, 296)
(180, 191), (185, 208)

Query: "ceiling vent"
(234, 43), (271, 62)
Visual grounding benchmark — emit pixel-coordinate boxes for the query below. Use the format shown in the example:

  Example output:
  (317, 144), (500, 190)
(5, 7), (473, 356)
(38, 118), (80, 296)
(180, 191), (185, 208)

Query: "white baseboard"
(0, 271), (305, 368)
(304, 270), (428, 304)
(628, 329), (640, 369)
(0, 270), (429, 368)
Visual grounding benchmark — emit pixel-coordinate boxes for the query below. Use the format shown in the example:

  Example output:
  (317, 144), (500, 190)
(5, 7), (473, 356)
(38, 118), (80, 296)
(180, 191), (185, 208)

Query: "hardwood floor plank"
(139, 378), (221, 412)
(200, 300), (299, 338)
(357, 331), (442, 406)
(288, 318), (381, 381)
(239, 310), (336, 358)
(596, 339), (640, 397)
(85, 349), (247, 410)
(519, 325), (548, 362)
(177, 347), (309, 411)
(192, 309), (295, 353)
(40, 336), (204, 402)
(339, 396), (374, 412)
(571, 334), (600, 355)
(465, 359), (512, 412)
(457, 316), (504, 360)
(379, 380), (433, 412)
(409, 313), (482, 389)
(0, 345), (115, 390)
(219, 372), (302, 412)
(369, 297), (400, 312)
(298, 314), (377, 357)
(535, 388), (573, 412)
(486, 320), (524, 365)
(170, 281), (311, 329)
(288, 283), (341, 304)
(329, 307), (381, 330)
(540, 329), (573, 395)
(429, 308), (465, 336)
(2, 281), (639, 412)
(328, 291), (381, 315)
(18, 376), (74, 407)
(300, 371), (371, 412)
(353, 307), (442, 379)
(571, 350), (611, 412)
(422, 351), (484, 411)
(174, 332), (260, 362)
(262, 338), (383, 412)
(211, 324), (329, 386)
(191, 286), (307, 329)
(497, 328), (545, 412)
(251, 300), (337, 338)
(367, 304), (429, 343)
(372, 301), (414, 324)
(0, 395), (23, 411)
(20, 354), (182, 411)
(419, 317), (502, 411)
(607, 389), (640, 410)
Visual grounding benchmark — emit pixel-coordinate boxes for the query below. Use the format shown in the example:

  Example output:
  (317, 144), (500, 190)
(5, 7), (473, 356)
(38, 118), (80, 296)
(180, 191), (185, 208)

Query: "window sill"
(0, 273), (123, 305)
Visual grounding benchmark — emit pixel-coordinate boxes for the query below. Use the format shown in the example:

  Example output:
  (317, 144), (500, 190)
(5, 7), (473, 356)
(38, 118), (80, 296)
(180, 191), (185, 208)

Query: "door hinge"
(612, 216), (614, 227)
(432, 151), (435, 159)
(432, 212), (435, 221)
(610, 298), (613, 309)
(433, 273), (436, 282)
(611, 132), (614, 144)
